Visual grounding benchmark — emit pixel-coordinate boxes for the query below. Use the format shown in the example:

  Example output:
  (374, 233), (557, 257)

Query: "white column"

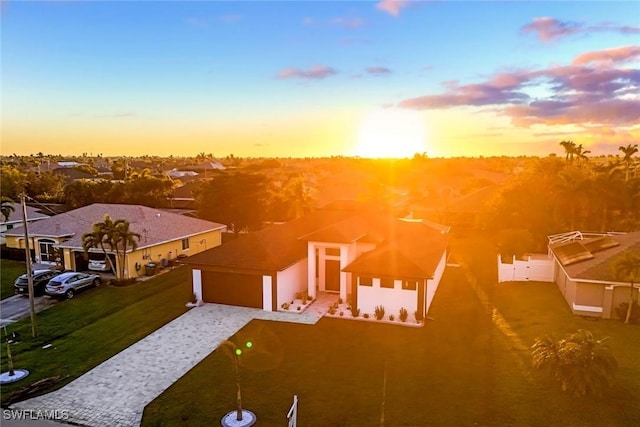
(307, 243), (316, 298)
(192, 269), (202, 301)
(262, 275), (273, 311)
(340, 244), (349, 301)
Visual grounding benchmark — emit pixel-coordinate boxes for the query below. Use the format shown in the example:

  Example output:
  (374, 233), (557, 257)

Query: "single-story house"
(182, 207), (449, 318)
(4, 203), (226, 279)
(1, 203), (51, 245)
(548, 231), (640, 319)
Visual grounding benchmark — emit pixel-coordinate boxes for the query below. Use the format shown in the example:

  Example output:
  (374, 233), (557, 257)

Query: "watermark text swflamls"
(3, 409), (70, 421)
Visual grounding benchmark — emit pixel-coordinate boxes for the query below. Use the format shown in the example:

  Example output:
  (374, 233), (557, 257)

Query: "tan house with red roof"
(548, 231), (640, 319)
(4, 203), (226, 279)
(182, 206), (449, 318)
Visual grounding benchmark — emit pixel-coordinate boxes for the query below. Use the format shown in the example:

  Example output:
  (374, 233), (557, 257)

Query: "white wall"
(357, 278), (417, 317)
(262, 275), (273, 311)
(425, 251), (447, 313)
(278, 258), (308, 308)
(192, 269), (202, 301)
(497, 254), (554, 283)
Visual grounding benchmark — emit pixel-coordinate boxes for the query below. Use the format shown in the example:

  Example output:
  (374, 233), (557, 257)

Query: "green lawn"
(0, 266), (193, 406)
(142, 234), (640, 427)
(1, 259), (27, 300)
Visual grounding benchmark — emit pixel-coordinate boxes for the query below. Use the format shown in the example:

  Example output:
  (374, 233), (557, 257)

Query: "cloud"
(376, 0), (412, 17)
(397, 47), (640, 129)
(277, 65), (338, 80)
(520, 17), (582, 41)
(521, 17), (640, 41)
(366, 66), (392, 75)
(572, 45), (640, 65)
(330, 17), (366, 28)
(93, 112), (136, 119)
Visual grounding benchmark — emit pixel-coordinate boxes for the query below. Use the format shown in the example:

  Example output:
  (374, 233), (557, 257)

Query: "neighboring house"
(167, 181), (198, 209)
(548, 231), (640, 319)
(167, 169), (199, 179)
(182, 207), (449, 318)
(4, 203), (226, 279)
(0, 203), (51, 245)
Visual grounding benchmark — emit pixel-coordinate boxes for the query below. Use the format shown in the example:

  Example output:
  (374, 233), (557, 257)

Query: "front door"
(325, 260), (340, 292)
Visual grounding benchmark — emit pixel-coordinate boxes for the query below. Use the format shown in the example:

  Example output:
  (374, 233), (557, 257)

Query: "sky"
(1, 0), (639, 158)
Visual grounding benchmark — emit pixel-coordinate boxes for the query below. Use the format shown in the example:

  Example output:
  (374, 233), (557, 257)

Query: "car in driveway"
(14, 269), (63, 296)
(45, 272), (102, 299)
(88, 255), (111, 272)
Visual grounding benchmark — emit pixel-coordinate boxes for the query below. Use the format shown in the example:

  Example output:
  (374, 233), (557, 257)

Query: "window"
(380, 277), (394, 289)
(6, 224), (13, 230)
(181, 238), (190, 250)
(38, 239), (57, 263)
(325, 247), (340, 256)
(402, 280), (418, 290)
(359, 276), (372, 286)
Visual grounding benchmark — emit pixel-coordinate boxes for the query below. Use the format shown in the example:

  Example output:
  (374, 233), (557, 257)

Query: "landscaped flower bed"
(278, 292), (314, 313)
(323, 299), (423, 327)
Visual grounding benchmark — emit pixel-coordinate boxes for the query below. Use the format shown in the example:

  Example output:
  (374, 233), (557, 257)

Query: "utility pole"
(20, 193), (37, 338)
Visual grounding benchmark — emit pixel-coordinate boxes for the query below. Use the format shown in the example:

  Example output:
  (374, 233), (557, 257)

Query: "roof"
(184, 208), (449, 277)
(1, 203), (51, 225)
(343, 220), (449, 279)
(183, 209), (353, 272)
(5, 203), (226, 250)
(549, 231), (640, 282)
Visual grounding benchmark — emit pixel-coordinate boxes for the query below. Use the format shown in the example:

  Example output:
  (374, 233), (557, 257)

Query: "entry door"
(325, 260), (340, 292)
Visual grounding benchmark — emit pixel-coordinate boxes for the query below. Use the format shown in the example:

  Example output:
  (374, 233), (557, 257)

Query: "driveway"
(11, 303), (321, 427)
(0, 295), (59, 327)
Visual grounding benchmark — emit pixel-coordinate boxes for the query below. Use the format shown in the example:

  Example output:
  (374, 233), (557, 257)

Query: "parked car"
(14, 269), (63, 296)
(88, 255), (110, 272)
(45, 272), (102, 299)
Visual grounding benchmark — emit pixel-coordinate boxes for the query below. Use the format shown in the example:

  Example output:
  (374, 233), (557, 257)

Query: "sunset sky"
(2, 0), (639, 158)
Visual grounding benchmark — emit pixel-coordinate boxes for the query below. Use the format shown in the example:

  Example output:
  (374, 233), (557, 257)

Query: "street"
(0, 294), (59, 328)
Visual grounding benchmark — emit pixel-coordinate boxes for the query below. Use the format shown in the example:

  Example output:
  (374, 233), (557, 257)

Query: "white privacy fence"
(497, 254), (554, 283)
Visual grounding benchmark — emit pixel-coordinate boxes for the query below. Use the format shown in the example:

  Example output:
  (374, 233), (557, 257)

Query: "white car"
(88, 257), (110, 272)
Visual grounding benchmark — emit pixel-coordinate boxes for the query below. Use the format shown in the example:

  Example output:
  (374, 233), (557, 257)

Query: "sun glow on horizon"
(353, 109), (429, 158)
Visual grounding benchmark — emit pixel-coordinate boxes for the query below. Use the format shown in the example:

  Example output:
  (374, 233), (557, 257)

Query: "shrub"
(615, 301), (640, 324)
(350, 307), (360, 318)
(297, 306), (301, 311)
(374, 305), (385, 320)
(339, 311), (344, 317)
(363, 313), (370, 319)
(389, 314), (395, 321)
(307, 294), (313, 301)
(295, 291), (303, 300)
(399, 307), (408, 322)
(328, 306), (336, 315)
(414, 310), (424, 322)
(338, 297), (343, 304)
(281, 302), (290, 310)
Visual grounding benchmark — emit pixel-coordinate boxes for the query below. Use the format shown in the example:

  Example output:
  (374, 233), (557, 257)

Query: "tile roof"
(550, 231), (640, 282)
(1, 203), (51, 225)
(4, 203), (226, 250)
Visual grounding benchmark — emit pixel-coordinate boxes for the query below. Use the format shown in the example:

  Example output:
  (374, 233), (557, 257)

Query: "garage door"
(201, 271), (263, 309)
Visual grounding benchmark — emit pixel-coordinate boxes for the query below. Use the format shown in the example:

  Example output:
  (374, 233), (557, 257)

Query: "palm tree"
(112, 219), (141, 279)
(532, 329), (617, 396)
(218, 340), (244, 422)
(554, 166), (590, 230)
(619, 144), (639, 181)
(611, 250), (640, 324)
(1, 197), (15, 222)
(574, 144), (591, 166)
(82, 215), (118, 276)
(559, 140), (577, 163)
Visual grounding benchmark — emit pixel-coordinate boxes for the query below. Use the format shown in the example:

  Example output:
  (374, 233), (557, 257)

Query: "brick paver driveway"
(11, 304), (320, 426)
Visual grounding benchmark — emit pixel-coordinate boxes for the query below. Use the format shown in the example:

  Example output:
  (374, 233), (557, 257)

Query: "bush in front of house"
(374, 305), (385, 320)
(399, 307), (408, 322)
(282, 302), (290, 310)
(350, 307), (360, 318)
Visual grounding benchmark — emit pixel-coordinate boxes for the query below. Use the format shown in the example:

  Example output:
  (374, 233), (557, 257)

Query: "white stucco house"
(182, 205), (450, 319)
(0, 203), (51, 245)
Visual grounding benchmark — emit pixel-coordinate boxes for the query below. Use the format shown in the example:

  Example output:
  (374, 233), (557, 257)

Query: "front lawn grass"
(1, 259), (26, 300)
(142, 234), (640, 427)
(0, 266), (193, 406)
